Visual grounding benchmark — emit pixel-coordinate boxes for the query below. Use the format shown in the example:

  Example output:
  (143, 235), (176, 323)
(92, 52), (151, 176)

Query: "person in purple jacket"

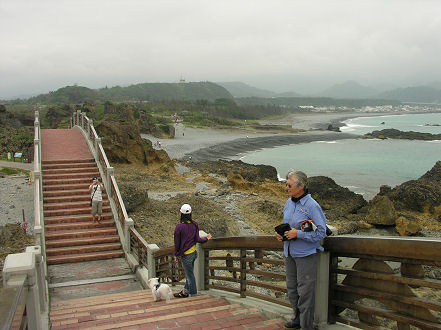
(173, 204), (212, 298)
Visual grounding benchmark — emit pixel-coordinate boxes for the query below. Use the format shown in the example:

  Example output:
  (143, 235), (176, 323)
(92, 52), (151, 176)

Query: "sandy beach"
(141, 111), (381, 161)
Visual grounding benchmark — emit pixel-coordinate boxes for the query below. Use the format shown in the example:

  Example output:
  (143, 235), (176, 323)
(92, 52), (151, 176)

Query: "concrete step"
(43, 188), (90, 197)
(43, 171), (100, 181)
(42, 162), (96, 170)
(45, 220), (115, 232)
(43, 167), (100, 176)
(46, 242), (122, 256)
(44, 205), (111, 217)
(43, 177), (97, 186)
(45, 235), (120, 248)
(45, 228), (117, 241)
(42, 158), (95, 165)
(46, 250), (124, 265)
(44, 213), (113, 225)
(43, 183), (90, 191)
(44, 194), (108, 204)
(43, 200), (110, 211)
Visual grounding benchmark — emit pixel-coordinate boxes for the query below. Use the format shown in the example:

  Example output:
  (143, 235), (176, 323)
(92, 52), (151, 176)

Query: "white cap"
(180, 204), (192, 214)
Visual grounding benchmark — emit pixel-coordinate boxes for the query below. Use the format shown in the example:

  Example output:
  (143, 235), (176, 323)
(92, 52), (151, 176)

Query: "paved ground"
(48, 258), (144, 302)
(0, 160), (33, 171)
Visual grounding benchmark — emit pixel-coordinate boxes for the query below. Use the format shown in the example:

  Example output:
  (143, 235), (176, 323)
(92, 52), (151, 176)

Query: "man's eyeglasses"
(286, 183), (293, 188)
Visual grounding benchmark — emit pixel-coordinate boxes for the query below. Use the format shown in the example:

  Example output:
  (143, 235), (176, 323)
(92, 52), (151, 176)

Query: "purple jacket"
(174, 221), (208, 257)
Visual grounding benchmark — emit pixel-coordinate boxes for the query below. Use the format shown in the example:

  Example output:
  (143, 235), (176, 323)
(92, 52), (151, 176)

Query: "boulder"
(385, 162), (441, 213)
(395, 216), (421, 236)
(365, 195), (397, 226)
(118, 183), (149, 212)
(308, 176), (367, 219)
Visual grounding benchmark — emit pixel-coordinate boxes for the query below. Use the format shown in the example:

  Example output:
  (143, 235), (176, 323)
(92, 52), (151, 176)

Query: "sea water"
(241, 113), (441, 200)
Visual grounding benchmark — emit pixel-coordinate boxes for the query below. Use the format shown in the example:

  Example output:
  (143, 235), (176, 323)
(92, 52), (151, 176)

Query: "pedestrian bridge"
(1, 110), (441, 329)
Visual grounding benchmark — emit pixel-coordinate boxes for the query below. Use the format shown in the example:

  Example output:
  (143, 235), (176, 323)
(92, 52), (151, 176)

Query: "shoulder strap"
(91, 185), (98, 199)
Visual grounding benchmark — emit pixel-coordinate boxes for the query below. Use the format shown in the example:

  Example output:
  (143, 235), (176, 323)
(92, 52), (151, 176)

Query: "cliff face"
(96, 102), (174, 172)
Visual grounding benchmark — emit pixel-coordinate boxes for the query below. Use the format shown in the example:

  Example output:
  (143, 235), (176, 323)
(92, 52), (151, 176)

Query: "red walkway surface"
(41, 129), (93, 161)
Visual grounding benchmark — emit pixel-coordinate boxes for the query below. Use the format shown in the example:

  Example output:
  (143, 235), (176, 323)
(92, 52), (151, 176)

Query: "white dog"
(147, 277), (173, 302)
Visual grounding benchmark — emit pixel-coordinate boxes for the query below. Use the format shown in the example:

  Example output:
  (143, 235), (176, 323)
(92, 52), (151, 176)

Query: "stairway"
(43, 158), (124, 264)
(50, 290), (286, 329)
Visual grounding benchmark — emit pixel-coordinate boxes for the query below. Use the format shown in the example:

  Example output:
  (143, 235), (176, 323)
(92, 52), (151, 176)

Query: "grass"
(0, 167), (30, 177)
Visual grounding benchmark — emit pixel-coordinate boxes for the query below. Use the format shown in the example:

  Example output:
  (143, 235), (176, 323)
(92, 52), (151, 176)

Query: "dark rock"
(187, 160), (278, 182)
(327, 124), (341, 132)
(365, 128), (441, 140)
(308, 176), (367, 219)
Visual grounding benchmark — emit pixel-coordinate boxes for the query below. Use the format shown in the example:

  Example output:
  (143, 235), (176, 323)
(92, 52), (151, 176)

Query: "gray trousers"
(285, 252), (318, 330)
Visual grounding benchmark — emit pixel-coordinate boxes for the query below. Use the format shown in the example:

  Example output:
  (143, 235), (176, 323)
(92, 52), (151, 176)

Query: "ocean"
(241, 112), (441, 200)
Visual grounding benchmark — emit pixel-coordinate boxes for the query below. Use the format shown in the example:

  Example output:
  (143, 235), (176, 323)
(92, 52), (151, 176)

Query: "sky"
(1, 0), (441, 99)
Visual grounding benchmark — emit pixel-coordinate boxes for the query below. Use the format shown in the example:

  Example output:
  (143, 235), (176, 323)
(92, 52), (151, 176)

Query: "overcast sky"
(1, 0), (441, 99)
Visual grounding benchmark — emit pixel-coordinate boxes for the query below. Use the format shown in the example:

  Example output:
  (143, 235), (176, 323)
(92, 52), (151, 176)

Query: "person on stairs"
(173, 203), (212, 298)
(89, 177), (104, 223)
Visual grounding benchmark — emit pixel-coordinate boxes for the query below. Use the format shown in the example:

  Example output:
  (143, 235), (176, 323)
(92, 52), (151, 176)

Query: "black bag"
(274, 223), (291, 241)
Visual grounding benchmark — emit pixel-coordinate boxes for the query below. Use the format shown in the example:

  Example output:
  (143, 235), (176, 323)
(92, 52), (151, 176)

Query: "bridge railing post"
(195, 236), (206, 291)
(88, 119), (92, 139)
(314, 251), (330, 329)
(94, 137), (101, 160)
(147, 244), (160, 278)
(106, 167), (114, 198)
(3, 249), (48, 330)
(124, 218), (134, 252)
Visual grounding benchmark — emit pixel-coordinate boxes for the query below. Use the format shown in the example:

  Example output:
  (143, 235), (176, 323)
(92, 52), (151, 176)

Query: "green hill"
(28, 82), (233, 104)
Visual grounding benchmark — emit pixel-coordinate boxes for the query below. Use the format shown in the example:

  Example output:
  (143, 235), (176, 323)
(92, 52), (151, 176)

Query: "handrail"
(324, 236), (441, 329)
(72, 111), (136, 253)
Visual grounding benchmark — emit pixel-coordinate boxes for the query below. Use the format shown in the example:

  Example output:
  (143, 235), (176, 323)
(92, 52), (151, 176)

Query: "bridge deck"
(41, 128), (92, 161)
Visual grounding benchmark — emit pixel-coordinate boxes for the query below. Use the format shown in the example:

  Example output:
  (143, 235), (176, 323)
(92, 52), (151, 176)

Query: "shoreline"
(142, 111), (386, 161)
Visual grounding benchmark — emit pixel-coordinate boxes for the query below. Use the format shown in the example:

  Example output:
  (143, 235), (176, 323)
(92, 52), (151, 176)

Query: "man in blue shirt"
(275, 170), (327, 330)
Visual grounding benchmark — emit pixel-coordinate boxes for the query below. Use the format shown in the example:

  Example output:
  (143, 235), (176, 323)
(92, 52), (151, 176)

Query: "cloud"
(1, 0), (441, 98)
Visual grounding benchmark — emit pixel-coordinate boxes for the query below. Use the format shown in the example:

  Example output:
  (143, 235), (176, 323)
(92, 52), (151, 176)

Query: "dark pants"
(181, 251), (198, 296)
(285, 252), (318, 330)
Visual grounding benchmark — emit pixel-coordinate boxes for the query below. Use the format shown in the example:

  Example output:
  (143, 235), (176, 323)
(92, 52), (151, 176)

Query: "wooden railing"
(202, 236), (288, 306)
(129, 227), (149, 269)
(325, 236), (441, 329)
(153, 247), (185, 286)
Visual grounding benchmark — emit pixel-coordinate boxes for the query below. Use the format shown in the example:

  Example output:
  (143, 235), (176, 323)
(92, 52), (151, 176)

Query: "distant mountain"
(28, 82), (233, 104)
(217, 82), (276, 98)
(317, 80), (377, 99)
(376, 86), (441, 103)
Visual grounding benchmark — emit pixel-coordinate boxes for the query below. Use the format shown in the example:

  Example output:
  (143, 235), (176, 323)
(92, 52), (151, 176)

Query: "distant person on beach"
(275, 170), (327, 330)
(173, 204), (212, 298)
(89, 177), (104, 223)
